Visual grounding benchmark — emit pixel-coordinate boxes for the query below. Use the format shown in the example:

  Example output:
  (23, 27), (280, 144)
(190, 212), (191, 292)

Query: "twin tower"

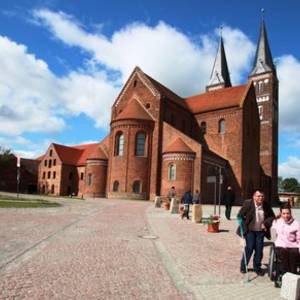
(207, 19), (278, 200)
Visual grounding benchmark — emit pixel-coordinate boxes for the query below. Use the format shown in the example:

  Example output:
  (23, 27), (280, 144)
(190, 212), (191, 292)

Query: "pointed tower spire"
(206, 27), (231, 91)
(250, 12), (275, 76)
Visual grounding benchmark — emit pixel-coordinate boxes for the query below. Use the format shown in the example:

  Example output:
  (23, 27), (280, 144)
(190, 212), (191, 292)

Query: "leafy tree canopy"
(0, 147), (15, 167)
(281, 177), (300, 193)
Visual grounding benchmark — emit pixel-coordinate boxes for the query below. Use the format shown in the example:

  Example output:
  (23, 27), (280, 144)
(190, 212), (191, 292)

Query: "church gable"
(112, 67), (161, 122)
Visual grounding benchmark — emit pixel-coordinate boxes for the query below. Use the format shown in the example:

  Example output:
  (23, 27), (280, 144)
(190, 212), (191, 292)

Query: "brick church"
(37, 19), (278, 204)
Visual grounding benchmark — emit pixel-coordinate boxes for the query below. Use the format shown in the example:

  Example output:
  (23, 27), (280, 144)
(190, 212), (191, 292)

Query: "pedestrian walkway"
(0, 194), (297, 299)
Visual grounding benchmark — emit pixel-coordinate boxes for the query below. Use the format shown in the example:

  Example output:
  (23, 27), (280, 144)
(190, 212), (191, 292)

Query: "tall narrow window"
(80, 172), (84, 180)
(113, 181), (119, 192)
(53, 171), (56, 179)
(42, 172), (45, 179)
(53, 159), (56, 166)
(115, 132), (124, 156)
(87, 173), (92, 186)
(258, 105), (263, 120)
(168, 164), (176, 180)
(218, 119), (225, 134)
(44, 160), (47, 167)
(47, 171), (51, 179)
(258, 81), (264, 93)
(49, 149), (53, 157)
(135, 132), (146, 156)
(132, 181), (141, 193)
(51, 184), (55, 194)
(48, 159), (52, 168)
(200, 121), (207, 134)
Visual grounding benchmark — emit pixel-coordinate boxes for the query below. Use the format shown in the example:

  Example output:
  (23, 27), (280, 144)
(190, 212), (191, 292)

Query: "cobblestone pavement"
(0, 194), (299, 299)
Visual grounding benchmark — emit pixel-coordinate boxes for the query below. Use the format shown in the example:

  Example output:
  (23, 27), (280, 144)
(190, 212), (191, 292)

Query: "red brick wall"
(249, 73), (278, 202)
(77, 166), (85, 197)
(38, 146), (62, 196)
(162, 122), (202, 199)
(108, 119), (153, 199)
(161, 155), (194, 200)
(84, 160), (107, 197)
(108, 72), (158, 200)
(0, 157), (38, 193)
(241, 85), (261, 200)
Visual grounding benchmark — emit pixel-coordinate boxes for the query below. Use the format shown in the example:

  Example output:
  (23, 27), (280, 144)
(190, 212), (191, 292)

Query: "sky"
(0, 0), (300, 180)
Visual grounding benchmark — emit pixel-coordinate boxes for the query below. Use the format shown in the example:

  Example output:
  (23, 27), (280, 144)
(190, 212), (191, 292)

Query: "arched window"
(113, 181), (119, 192)
(168, 164), (176, 180)
(132, 181), (141, 193)
(49, 149), (53, 157)
(218, 119), (225, 134)
(115, 132), (124, 156)
(135, 132), (146, 156)
(200, 121), (207, 134)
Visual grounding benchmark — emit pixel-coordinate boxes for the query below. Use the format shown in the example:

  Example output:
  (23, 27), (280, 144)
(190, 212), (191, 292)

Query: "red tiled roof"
(115, 99), (153, 121)
(164, 138), (195, 154)
(52, 142), (107, 166)
(86, 146), (107, 161)
(53, 143), (83, 165)
(185, 84), (248, 114)
(36, 154), (45, 161)
(144, 74), (187, 109)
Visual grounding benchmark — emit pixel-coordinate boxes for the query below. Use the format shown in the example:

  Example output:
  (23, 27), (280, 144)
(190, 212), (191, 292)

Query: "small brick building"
(37, 20), (278, 204)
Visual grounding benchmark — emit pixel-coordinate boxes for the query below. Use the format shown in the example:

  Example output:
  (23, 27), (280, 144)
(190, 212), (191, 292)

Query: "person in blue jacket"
(181, 190), (193, 219)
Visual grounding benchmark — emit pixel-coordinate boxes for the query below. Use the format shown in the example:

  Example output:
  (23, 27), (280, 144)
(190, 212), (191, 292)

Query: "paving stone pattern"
(0, 195), (298, 299)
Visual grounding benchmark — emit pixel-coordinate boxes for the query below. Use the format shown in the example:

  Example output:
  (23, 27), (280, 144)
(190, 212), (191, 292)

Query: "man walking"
(237, 189), (275, 275)
(223, 186), (235, 220)
(181, 190), (193, 219)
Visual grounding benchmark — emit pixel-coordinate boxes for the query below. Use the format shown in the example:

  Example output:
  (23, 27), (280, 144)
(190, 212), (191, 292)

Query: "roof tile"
(164, 138), (195, 153)
(185, 84), (248, 114)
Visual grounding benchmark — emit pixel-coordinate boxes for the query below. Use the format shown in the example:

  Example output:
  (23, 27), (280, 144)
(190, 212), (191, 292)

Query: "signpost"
(16, 155), (20, 199)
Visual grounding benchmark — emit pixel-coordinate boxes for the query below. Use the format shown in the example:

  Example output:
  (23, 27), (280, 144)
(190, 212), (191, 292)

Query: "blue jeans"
(240, 230), (265, 272)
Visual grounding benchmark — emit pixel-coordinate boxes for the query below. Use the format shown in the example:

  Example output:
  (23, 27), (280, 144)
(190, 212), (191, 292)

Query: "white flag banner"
(17, 155), (21, 167)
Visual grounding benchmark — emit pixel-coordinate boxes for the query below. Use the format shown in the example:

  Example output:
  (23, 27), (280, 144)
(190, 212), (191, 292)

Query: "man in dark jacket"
(237, 189), (275, 275)
(181, 190), (193, 219)
(223, 186), (235, 220)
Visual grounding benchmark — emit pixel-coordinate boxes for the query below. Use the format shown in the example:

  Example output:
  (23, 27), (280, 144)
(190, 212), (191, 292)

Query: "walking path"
(0, 193), (298, 299)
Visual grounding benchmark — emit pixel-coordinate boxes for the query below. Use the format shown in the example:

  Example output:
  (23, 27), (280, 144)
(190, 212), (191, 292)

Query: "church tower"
(206, 34), (232, 91)
(248, 18), (278, 202)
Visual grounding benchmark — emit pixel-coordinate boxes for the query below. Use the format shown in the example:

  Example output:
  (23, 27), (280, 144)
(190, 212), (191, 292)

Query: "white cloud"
(33, 9), (255, 96)
(279, 156), (300, 181)
(277, 55), (300, 132)
(60, 70), (118, 128)
(0, 36), (65, 136)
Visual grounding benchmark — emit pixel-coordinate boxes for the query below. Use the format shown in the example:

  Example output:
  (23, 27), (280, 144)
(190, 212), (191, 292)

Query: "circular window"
(145, 103), (151, 109)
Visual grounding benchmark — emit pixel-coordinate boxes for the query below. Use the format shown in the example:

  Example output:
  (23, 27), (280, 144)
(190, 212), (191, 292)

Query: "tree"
(0, 147), (15, 167)
(281, 177), (300, 193)
(278, 176), (283, 192)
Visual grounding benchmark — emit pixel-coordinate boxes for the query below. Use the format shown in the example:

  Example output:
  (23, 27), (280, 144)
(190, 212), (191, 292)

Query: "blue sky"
(0, 0), (300, 179)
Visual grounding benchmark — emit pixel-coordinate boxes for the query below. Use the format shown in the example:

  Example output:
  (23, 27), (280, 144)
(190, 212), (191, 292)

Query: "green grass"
(0, 195), (61, 208)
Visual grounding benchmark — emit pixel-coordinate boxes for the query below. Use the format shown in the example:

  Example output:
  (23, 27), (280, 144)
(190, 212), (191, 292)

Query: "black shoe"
(255, 269), (264, 276)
